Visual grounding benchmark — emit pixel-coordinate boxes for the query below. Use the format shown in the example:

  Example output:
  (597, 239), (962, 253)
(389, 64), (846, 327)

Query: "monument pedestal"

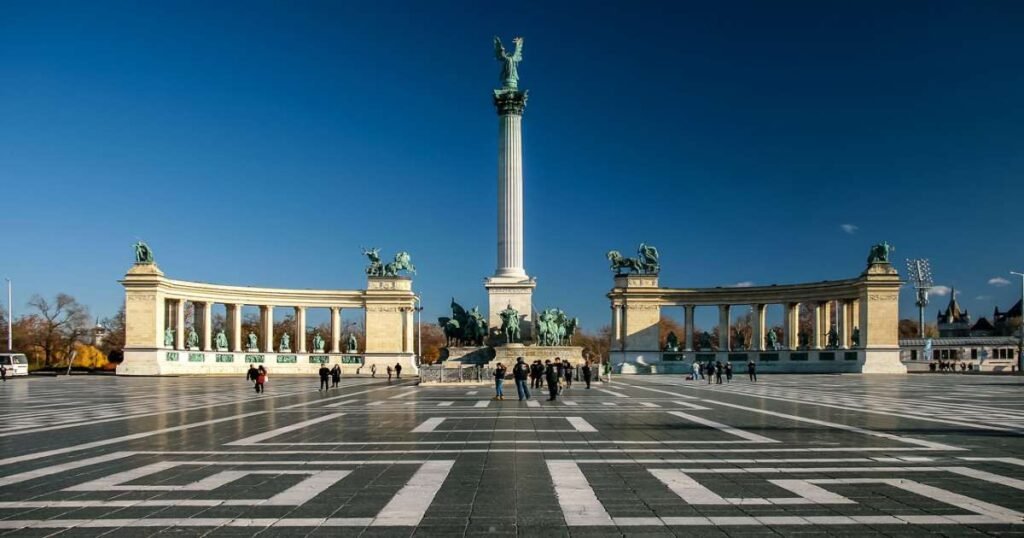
(485, 276), (535, 340)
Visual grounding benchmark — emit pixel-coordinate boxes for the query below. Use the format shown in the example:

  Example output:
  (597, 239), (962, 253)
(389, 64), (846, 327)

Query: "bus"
(0, 353), (29, 376)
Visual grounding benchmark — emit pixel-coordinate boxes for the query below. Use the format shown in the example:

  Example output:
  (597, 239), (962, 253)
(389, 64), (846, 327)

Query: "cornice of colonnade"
(608, 267), (900, 306)
(120, 263), (413, 308)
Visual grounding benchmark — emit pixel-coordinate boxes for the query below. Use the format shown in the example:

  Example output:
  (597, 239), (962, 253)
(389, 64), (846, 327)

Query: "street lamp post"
(906, 259), (933, 338)
(1010, 271), (1024, 374)
(4, 278), (11, 352)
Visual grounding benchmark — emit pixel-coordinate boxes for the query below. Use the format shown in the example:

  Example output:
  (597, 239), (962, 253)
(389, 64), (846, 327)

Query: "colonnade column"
(812, 302), (822, 349)
(230, 304), (242, 352)
(851, 300), (861, 346)
(199, 302), (212, 351)
(822, 301), (833, 347)
(174, 300), (186, 350)
(718, 305), (730, 351)
(611, 305), (623, 351)
(684, 305), (695, 351)
(260, 306), (273, 352)
(784, 303), (799, 350)
(752, 304), (766, 351)
(837, 300), (849, 349)
(295, 306), (307, 353)
(330, 307), (341, 353)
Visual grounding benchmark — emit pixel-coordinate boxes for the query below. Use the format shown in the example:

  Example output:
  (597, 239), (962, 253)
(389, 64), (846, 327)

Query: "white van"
(0, 353), (29, 376)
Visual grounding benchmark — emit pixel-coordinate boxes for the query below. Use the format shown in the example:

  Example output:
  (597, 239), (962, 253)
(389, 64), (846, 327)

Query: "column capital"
(493, 89), (528, 115)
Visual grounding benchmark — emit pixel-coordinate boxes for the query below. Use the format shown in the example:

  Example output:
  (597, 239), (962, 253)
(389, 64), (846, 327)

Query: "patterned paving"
(0, 373), (1021, 536)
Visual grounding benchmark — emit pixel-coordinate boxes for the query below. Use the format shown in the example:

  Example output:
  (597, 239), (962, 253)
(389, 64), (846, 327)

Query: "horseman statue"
(363, 247), (384, 276)
(438, 299), (487, 348)
(499, 304), (521, 344)
(363, 248), (416, 277)
(535, 308), (578, 346)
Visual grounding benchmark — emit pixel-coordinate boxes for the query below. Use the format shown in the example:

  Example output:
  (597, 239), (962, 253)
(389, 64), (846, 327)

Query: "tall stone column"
(684, 305), (695, 351)
(295, 306), (307, 353)
(260, 306), (273, 352)
(751, 304), (766, 351)
(229, 304), (242, 352)
(821, 301), (833, 347)
(812, 302), (823, 349)
(174, 300), (185, 350)
(485, 84), (535, 337)
(611, 304), (622, 351)
(330, 307), (341, 353)
(784, 302), (799, 350)
(718, 305), (730, 351)
(837, 300), (849, 349)
(199, 302), (212, 351)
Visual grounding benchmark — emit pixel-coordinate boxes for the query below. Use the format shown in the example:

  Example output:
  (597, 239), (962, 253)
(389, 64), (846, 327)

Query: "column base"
(485, 276), (536, 341)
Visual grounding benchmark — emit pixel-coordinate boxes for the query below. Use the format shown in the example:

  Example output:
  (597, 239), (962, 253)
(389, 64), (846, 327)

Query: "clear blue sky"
(1, 1), (1022, 331)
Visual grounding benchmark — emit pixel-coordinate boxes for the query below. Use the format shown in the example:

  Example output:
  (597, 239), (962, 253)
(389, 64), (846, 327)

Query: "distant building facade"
(937, 292), (1021, 338)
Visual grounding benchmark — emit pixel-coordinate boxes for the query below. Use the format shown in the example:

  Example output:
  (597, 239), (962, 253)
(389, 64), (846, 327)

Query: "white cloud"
(976, 295), (991, 301)
(989, 277), (1011, 287)
(731, 281), (755, 288)
(840, 224), (858, 235)
(931, 285), (951, 296)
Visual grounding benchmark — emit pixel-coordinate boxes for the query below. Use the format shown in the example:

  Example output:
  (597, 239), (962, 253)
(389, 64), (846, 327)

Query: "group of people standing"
(689, 359), (758, 383)
(493, 357), (594, 401)
(317, 364), (343, 390)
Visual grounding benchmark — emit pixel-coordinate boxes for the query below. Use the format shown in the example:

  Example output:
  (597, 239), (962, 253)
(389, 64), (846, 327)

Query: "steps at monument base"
(487, 344), (585, 367)
(441, 347), (495, 366)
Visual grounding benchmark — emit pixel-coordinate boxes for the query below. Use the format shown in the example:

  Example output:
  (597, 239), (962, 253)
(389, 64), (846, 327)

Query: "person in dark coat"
(246, 365), (258, 383)
(330, 364), (342, 388)
(714, 362), (723, 384)
(544, 360), (559, 401)
(724, 362), (733, 383)
(581, 361), (592, 389)
(513, 357), (531, 400)
(318, 365), (330, 391)
(748, 359), (757, 382)
(707, 361), (715, 384)
(533, 361), (544, 389)
(395, 363), (402, 379)
(563, 361), (574, 389)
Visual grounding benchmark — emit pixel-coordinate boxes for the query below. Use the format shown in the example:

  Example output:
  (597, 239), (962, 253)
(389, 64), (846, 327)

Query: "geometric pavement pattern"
(0, 373), (1022, 536)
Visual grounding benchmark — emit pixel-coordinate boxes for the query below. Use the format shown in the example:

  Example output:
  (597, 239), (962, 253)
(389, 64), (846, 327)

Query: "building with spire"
(936, 289), (971, 337)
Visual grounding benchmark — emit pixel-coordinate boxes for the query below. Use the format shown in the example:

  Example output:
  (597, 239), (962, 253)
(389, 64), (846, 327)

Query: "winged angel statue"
(494, 36), (524, 90)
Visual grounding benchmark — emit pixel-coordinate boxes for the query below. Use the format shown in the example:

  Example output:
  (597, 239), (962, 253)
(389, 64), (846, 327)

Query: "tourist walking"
(246, 364), (258, 384)
(563, 361), (574, 389)
(724, 362), (733, 383)
(386, 366), (393, 382)
(714, 361), (723, 384)
(707, 362), (715, 384)
(581, 361), (592, 389)
(395, 363), (402, 379)
(747, 359), (757, 382)
(493, 362), (507, 400)
(691, 361), (700, 382)
(554, 357), (564, 394)
(370, 364), (377, 378)
(0, 364), (6, 382)
(331, 364), (341, 388)
(318, 364), (330, 391)
(544, 360), (559, 401)
(513, 357), (531, 400)
(255, 365), (267, 393)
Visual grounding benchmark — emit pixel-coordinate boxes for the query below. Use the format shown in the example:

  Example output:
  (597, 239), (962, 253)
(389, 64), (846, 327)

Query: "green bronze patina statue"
(346, 332), (358, 353)
(536, 308), (579, 346)
(499, 304), (521, 343)
(607, 243), (660, 275)
(866, 241), (894, 265)
(363, 248), (416, 277)
(312, 332), (325, 353)
(280, 333), (291, 352)
(826, 327), (840, 349)
(439, 299), (487, 347)
(664, 331), (680, 352)
(214, 330), (228, 351)
(494, 36), (523, 90)
(698, 331), (713, 351)
(164, 327), (174, 347)
(134, 241), (154, 264)
(851, 326), (861, 348)
(246, 331), (259, 352)
(766, 328), (778, 350)
(186, 327), (199, 350)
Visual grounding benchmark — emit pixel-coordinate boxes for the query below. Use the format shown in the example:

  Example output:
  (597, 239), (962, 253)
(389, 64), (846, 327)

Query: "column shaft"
(684, 305), (695, 351)
(783, 303), (798, 350)
(260, 306), (273, 352)
(822, 301), (833, 347)
(230, 304), (242, 352)
(330, 307), (341, 354)
(174, 300), (185, 350)
(718, 305), (730, 351)
(495, 113), (525, 278)
(200, 302), (213, 351)
(752, 304), (766, 351)
(837, 301), (849, 349)
(294, 306), (307, 353)
(812, 302), (822, 349)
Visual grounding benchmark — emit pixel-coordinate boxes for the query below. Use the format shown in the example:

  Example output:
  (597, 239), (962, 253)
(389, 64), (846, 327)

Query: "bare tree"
(99, 304), (126, 356)
(25, 293), (91, 365)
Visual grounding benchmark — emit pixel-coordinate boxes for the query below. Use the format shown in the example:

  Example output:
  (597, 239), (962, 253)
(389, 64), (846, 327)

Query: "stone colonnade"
(119, 263), (417, 375)
(607, 264), (904, 374)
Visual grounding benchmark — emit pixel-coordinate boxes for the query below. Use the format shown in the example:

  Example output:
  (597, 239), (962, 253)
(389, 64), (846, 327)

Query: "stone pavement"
(0, 373), (1022, 536)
